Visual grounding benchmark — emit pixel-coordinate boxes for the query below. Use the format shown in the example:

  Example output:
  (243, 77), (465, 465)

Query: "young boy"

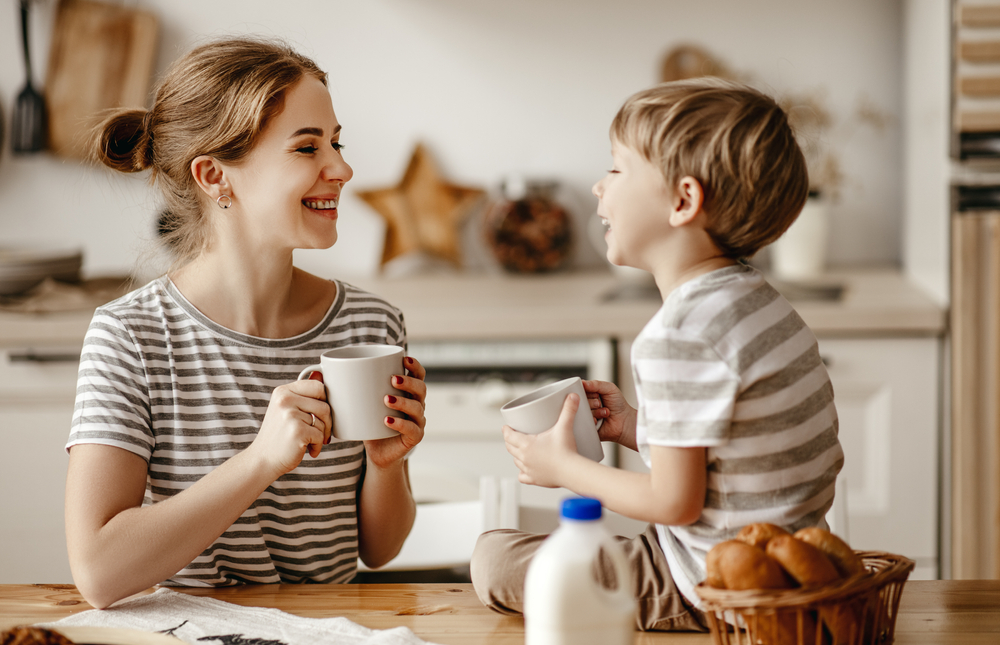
(470, 77), (844, 631)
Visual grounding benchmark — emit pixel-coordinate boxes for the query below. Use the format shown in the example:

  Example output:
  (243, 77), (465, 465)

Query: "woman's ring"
(309, 413), (316, 427)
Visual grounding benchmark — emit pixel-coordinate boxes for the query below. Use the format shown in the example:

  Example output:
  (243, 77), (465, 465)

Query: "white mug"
(500, 377), (605, 462)
(298, 344), (404, 441)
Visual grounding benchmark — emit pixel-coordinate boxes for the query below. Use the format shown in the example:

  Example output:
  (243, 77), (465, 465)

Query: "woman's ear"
(668, 176), (704, 228)
(190, 155), (229, 201)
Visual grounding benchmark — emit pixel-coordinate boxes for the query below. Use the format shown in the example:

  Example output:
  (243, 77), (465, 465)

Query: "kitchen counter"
(1, 581), (997, 644)
(0, 267), (947, 346)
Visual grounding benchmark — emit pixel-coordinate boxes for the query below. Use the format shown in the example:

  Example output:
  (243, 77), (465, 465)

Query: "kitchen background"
(1, 0), (968, 585)
(0, 0), (906, 283)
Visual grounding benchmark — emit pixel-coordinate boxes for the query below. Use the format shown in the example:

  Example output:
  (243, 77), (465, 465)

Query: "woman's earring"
(217, 194), (232, 209)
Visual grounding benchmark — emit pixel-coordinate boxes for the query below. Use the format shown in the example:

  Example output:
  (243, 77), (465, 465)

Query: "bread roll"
(0, 626), (74, 645)
(735, 522), (791, 550)
(704, 541), (728, 589)
(794, 527), (866, 578)
(765, 534), (841, 588)
(707, 540), (794, 590)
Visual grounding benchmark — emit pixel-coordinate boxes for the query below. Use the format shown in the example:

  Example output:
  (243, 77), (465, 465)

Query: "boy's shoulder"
(648, 264), (814, 359)
(659, 264), (785, 329)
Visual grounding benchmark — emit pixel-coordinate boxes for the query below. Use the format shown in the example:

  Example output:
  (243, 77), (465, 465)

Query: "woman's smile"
(303, 196), (340, 218)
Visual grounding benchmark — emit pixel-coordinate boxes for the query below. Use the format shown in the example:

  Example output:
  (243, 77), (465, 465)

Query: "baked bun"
(0, 626), (75, 645)
(707, 540), (794, 590)
(794, 527), (866, 578)
(704, 540), (728, 589)
(765, 534), (841, 588)
(735, 522), (790, 550)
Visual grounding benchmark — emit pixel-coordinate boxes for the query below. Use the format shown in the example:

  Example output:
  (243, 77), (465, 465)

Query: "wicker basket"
(694, 551), (914, 645)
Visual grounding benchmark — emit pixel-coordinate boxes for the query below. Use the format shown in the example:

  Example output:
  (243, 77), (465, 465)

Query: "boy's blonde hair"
(611, 78), (808, 259)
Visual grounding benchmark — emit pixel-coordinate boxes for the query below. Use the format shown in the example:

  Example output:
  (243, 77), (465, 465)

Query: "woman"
(65, 37), (426, 609)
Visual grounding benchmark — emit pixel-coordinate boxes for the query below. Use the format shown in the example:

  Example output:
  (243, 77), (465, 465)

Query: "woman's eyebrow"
(289, 125), (342, 138)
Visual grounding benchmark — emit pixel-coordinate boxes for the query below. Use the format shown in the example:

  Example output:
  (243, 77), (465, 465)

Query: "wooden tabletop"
(1, 581), (998, 644)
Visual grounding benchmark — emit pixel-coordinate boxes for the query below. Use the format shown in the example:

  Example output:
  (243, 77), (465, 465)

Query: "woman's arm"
(357, 356), (427, 568)
(65, 379), (332, 609)
(503, 393), (706, 526)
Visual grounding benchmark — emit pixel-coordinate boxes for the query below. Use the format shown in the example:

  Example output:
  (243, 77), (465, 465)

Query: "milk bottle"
(524, 497), (636, 645)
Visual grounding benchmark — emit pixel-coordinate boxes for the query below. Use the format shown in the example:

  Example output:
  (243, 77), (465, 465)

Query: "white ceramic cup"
(297, 345), (405, 441)
(500, 377), (605, 462)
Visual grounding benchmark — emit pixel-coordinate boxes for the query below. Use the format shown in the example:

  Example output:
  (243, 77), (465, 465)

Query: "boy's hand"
(502, 393), (584, 488)
(583, 380), (638, 450)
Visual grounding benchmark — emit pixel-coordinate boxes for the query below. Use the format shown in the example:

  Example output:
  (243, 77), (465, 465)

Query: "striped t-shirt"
(632, 264), (843, 609)
(66, 276), (406, 586)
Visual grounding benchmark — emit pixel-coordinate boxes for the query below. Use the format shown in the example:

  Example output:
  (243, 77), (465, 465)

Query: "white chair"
(357, 475), (519, 574)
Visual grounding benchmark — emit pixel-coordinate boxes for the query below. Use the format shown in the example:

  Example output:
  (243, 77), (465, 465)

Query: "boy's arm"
(503, 394), (706, 526)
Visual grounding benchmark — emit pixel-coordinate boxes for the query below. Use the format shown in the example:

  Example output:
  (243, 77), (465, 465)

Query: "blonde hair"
(93, 37), (327, 265)
(610, 78), (808, 259)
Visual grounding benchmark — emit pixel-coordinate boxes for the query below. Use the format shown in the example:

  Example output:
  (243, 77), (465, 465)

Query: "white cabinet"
(819, 337), (940, 580)
(616, 335), (942, 580)
(0, 345), (79, 583)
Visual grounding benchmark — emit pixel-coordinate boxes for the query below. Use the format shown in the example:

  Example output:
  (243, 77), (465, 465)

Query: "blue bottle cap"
(561, 497), (602, 521)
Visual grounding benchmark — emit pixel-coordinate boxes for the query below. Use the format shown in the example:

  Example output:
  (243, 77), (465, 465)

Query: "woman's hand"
(583, 379), (638, 450)
(247, 377), (331, 478)
(364, 355), (427, 469)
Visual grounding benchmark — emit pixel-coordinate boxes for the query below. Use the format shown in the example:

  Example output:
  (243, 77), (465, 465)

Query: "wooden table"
(1, 581), (998, 644)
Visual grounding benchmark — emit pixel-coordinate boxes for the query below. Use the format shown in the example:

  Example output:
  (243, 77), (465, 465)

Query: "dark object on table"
(0, 626), (74, 645)
(12, 0), (47, 154)
(484, 179), (572, 273)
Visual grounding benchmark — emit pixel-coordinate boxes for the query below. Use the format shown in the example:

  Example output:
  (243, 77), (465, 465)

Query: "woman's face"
(223, 75), (353, 253)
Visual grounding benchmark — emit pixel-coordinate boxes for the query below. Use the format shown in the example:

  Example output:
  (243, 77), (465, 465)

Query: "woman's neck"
(170, 248), (334, 339)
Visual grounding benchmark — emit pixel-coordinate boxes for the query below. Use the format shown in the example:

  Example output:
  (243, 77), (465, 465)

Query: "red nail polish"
(405, 357), (414, 364)
(386, 416), (395, 425)
(387, 395), (397, 404)
(394, 376), (403, 385)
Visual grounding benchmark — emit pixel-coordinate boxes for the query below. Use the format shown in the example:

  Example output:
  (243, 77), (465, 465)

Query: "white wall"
(903, 0), (951, 306)
(0, 0), (903, 280)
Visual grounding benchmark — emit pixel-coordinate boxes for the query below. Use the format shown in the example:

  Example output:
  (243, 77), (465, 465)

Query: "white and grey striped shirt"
(67, 276), (406, 586)
(632, 264), (843, 609)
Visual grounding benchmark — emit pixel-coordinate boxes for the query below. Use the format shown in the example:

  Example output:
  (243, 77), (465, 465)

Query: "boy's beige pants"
(470, 524), (709, 632)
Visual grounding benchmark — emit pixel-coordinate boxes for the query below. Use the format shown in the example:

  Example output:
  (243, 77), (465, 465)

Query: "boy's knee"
(470, 529), (530, 615)
(470, 530), (508, 598)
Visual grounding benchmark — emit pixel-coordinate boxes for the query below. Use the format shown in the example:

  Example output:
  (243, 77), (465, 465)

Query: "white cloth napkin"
(40, 588), (439, 645)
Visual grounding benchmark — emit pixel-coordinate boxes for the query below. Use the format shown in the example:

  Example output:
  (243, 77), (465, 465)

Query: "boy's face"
(592, 140), (675, 271)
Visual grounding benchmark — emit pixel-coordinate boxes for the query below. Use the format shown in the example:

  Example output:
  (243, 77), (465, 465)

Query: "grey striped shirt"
(632, 264), (843, 608)
(67, 276), (406, 586)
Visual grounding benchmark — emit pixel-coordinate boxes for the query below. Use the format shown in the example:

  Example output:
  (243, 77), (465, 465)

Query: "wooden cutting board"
(45, 0), (159, 159)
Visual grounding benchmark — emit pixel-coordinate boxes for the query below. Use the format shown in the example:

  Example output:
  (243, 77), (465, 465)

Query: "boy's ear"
(668, 176), (704, 228)
(190, 155), (230, 202)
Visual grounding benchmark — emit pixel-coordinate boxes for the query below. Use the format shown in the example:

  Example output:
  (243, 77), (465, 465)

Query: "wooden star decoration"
(355, 143), (485, 267)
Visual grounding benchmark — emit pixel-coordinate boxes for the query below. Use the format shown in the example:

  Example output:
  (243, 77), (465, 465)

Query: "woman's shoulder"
(336, 280), (405, 317)
(95, 276), (174, 316)
(89, 276), (186, 336)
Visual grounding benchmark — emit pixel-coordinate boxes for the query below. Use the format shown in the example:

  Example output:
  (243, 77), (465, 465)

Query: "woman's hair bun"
(94, 109), (153, 173)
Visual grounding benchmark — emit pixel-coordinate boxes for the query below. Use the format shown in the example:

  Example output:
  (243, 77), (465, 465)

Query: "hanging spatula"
(12, 0), (47, 153)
